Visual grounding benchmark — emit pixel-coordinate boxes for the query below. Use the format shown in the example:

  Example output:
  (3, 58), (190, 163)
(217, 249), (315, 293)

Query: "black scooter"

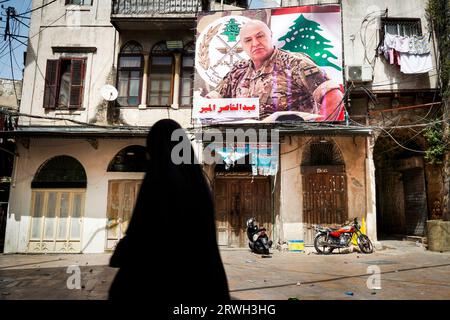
(246, 218), (272, 254)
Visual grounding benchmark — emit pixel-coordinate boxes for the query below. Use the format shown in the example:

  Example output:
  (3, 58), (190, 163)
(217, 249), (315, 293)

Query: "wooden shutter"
(43, 60), (60, 109)
(69, 59), (86, 109)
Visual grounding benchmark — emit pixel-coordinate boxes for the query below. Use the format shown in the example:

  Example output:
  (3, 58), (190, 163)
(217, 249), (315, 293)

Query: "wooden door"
(214, 177), (272, 247)
(106, 179), (142, 250)
(402, 168), (428, 236)
(302, 165), (347, 245)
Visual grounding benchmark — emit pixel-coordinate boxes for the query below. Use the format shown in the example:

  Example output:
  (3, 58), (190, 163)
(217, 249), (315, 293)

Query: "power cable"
(8, 37), (18, 106)
(0, 10), (66, 61)
(18, 0), (57, 16)
(322, 83), (354, 122)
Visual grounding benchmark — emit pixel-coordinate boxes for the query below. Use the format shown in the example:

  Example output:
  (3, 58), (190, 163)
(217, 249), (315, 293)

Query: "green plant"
(424, 123), (446, 164)
(426, 0), (450, 98)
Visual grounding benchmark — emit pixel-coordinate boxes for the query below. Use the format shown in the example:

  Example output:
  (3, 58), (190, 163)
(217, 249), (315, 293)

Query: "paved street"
(0, 240), (450, 300)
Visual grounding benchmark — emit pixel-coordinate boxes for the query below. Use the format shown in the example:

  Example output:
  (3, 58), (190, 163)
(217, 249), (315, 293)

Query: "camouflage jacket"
(214, 48), (340, 119)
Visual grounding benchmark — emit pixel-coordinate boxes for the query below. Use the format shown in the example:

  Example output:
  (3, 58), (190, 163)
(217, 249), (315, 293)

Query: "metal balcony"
(112, 0), (202, 15)
(111, 0), (203, 30)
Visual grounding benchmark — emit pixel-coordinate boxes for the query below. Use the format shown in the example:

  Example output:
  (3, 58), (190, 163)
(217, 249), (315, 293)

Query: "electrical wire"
(322, 82), (354, 122)
(18, 0), (57, 16)
(359, 10), (386, 69)
(376, 124), (431, 156)
(0, 3), (445, 160)
(0, 10), (66, 62)
(0, 3), (30, 78)
(8, 37), (18, 106)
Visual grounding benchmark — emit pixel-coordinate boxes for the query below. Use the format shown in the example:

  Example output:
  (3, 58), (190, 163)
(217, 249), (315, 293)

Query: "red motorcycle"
(314, 218), (373, 254)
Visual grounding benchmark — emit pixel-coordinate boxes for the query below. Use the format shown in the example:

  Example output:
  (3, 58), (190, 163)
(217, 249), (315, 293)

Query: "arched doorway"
(29, 156), (87, 253)
(374, 134), (429, 238)
(106, 145), (147, 250)
(301, 139), (347, 245)
(214, 155), (272, 247)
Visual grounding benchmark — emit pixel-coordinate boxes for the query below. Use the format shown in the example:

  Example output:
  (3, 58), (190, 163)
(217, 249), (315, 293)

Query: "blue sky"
(0, 0), (32, 80)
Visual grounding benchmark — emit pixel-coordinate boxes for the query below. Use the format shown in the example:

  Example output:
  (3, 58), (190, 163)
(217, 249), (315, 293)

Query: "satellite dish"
(101, 85), (118, 101)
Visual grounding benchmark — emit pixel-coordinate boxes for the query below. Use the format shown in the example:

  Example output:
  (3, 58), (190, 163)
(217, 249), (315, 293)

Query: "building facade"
(1, 0), (442, 253)
(0, 78), (22, 252)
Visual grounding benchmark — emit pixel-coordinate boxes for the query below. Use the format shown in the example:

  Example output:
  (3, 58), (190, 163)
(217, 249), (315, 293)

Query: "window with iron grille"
(381, 18), (422, 37)
(32, 156), (87, 189)
(107, 145), (148, 172)
(303, 141), (344, 166)
(65, 0), (93, 5)
(214, 0), (248, 9)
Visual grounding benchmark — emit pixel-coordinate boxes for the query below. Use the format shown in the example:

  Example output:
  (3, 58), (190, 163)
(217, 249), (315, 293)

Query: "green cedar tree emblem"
(278, 14), (341, 71)
(221, 18), (241, 42)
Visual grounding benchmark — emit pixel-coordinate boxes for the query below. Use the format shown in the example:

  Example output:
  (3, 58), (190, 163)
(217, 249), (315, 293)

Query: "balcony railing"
(111, 0), (203, 15)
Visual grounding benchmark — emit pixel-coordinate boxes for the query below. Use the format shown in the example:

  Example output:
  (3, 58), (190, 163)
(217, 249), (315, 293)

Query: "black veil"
(109, 119), (230, 302)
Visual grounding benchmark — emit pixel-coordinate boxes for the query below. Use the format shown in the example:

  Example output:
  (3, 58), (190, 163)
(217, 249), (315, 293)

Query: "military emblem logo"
(196, 15), (251, 87)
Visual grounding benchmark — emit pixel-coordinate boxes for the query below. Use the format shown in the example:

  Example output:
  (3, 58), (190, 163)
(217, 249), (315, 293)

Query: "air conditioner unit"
(345, 65), (373, 83)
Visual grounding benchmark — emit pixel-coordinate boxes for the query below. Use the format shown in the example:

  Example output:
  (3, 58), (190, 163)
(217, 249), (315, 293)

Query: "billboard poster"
(193, 5), (344, 123)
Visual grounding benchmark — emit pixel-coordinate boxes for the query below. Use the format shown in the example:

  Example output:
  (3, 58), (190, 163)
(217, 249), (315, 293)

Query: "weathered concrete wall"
(427, 220), (450, 252)
(19, 1), (115, 127)
(279, 135), (368, 243)
(20, 1), (193, 129)
(342, 0), (437, 91)
(0, 79), (22, 109)
(425, 164), (444, 220)
(4, 137), (145, 253)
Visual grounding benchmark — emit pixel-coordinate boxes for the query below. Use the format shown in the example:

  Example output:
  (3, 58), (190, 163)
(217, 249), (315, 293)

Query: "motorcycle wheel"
(314, 234), (334, 255)
(357, 234), (373, 254)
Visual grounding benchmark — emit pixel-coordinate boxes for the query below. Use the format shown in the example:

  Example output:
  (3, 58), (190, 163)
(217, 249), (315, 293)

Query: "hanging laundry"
(399, 52), (433, 74)
(384, 32), (410, 53)
(379, 32), (433, 74)
(408, 35), (431, 55)
(388, 49), (401, 66)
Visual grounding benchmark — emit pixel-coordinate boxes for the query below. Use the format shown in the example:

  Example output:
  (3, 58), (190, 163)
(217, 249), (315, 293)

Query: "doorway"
(374, 133), (429, 238)
(301, 140), (347, 245)
(106, 179), (142, 250)
(214, 176), (272, 247)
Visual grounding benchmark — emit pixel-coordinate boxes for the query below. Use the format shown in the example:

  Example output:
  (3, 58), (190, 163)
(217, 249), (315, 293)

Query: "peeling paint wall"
(279, 135), (368, 244)
(19, 1), (115, 127)
(342, 0), (437, 91)
(0, 79), (22, 109)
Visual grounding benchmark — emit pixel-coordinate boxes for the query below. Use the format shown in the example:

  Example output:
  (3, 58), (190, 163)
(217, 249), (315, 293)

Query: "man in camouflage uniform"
(207, 19), (343, 121)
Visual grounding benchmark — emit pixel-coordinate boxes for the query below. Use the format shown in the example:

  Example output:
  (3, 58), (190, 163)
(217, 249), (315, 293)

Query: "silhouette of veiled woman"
(109, 119), (230, 301)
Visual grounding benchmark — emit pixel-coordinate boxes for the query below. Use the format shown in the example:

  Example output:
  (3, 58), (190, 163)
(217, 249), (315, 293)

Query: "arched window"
(117, 41), (144, 107)
(301, 139), (344, 166)
(107, 145), (148, 172)
(180, 41), (195, 106)
(29, 156), (86, 253)
(148, 41), (174, 106)
(32, 155), (87, 188)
